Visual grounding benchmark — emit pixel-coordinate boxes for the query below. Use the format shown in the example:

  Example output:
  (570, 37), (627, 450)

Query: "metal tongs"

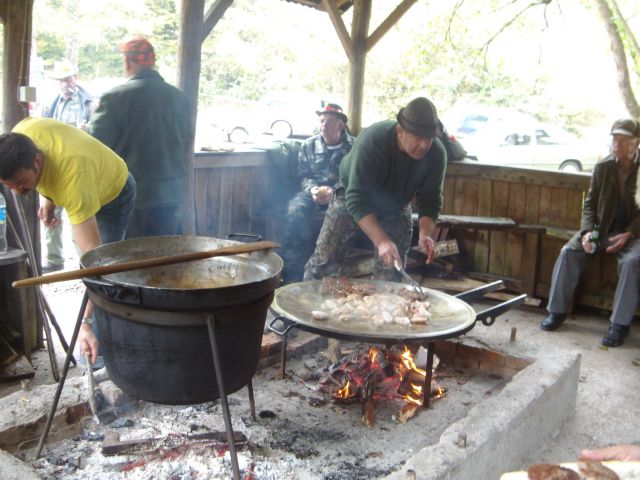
(394, 260), (427, 300)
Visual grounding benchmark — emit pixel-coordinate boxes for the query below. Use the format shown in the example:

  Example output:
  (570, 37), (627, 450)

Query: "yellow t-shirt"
(13, 117), (128, 224)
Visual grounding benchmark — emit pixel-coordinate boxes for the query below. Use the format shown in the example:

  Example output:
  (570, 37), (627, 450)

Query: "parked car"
(464, 120), (604, 172)
(226, 92), (340, 142)
(442, 105), (606, 172)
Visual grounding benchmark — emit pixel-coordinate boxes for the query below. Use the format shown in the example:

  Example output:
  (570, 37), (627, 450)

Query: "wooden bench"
(412, 213), (547, 297)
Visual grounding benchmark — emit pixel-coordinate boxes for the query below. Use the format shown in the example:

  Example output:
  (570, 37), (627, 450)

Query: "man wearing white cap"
(541, 118), (640, 347)
(42, 60), (95, 273)
(46, 60), (94, 130)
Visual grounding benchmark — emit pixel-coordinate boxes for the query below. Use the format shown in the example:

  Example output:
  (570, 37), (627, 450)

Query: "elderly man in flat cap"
(280, 103), (354, 283)
(89, 36), (193, 238)
(304, 97), (447, 282)
(541, 118), (640, 347)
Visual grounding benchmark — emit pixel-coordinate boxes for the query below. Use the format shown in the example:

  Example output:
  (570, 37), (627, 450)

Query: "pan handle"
(474, 294), (527, 326)
(268, 315), (297, 336)
(455, 280), (503, 302)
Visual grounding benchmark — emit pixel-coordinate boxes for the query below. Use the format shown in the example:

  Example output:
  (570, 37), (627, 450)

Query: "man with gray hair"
(304, 97), (447, 281)
(541, 118), (640, 347)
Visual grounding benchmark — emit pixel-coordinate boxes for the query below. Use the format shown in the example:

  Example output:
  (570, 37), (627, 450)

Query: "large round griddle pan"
(269, 279), (477, 343)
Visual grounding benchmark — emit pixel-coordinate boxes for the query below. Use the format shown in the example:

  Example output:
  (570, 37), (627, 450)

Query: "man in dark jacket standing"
(89, 37), (192, 238)
(541, 118), (640, 347)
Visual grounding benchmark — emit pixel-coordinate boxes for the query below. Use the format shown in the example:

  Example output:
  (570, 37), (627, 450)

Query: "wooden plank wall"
(444, 161), (618, 310)
(193, 152), (619, 311)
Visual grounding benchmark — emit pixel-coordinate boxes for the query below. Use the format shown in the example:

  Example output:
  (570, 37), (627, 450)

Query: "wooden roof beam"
(321, 0), (354, 63)
(366, 0), (417, 52)
(202, 0), (234, 42)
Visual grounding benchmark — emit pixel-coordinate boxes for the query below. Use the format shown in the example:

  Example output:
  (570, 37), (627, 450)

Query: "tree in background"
(593, 0), (640, 118)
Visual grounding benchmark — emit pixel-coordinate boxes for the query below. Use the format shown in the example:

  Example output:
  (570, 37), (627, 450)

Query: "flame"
(368, 347), (380, 365)
(400, 346), (426, 377)
(335, 380), (351, 399)
(401, 382), (424, 405)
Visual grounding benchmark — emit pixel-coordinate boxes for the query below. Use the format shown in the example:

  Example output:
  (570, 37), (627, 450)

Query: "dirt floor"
(2, 270), (640, 474)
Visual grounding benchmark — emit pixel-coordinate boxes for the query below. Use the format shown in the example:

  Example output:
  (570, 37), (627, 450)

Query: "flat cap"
(610, 118), (639, 137)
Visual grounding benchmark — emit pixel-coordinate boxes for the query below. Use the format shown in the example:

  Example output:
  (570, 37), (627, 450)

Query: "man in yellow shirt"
(0, 117), (136, 366)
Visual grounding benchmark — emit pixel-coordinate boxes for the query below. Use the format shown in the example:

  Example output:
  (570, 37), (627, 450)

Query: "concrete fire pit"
(0, 333), (579, 479)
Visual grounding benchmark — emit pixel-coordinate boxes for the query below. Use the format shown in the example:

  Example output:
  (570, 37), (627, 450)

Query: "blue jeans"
(95, 173), (136, 244)
(88, 173), (136, 364)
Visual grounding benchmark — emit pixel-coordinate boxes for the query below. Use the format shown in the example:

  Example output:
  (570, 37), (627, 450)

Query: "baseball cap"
(316, 103), (348, 123)
(396, 97), (443, 139)
(610, 118), (639, 137)
(119, 36), (156, 66)
(49, 60), (77, 80)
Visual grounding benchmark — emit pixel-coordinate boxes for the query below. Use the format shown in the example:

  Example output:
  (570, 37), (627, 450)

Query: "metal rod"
(422, 342), (435, 408)
(35, 291), (89, 458)
(247, 379), (256, 421)
(36, 291), (59, 381)
(206, 315), (241, 480)
(8, 199), (73, 373)
(279, 333), (288, 380)
(41, 296), (76, 366)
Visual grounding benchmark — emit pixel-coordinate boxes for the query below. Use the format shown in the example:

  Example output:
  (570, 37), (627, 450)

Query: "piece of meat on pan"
(527, 463), (579, 480)
(578, 461), (620, 480)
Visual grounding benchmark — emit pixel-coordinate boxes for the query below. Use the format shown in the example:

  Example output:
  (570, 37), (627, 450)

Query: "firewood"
(361, 371), (377, 427)
(396, 402), (420, 424)
(102, 431), (247, 456)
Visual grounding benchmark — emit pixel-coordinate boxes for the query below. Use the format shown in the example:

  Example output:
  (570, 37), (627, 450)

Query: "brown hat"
(396, 97), (443, 138)
(316, 103), (348, 123)
(119, 36), (156, 66)
(610, 118), (640, 137)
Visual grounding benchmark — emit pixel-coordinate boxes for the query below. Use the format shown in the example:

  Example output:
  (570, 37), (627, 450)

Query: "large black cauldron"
(81, 236), (282, 405)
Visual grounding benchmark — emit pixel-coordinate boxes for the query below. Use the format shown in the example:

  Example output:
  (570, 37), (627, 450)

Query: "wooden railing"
(194, 151), (618, 311)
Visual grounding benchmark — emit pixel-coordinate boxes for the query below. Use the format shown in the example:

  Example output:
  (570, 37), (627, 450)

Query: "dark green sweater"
(339, 120), (446, 222)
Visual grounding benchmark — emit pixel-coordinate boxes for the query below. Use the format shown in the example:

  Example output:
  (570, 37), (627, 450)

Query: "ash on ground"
(27, 343), (506, 479)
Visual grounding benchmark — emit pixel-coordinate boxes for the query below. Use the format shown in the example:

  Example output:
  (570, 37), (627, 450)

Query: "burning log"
(361, 371), (377, 427)
(396, 402), (420, 424)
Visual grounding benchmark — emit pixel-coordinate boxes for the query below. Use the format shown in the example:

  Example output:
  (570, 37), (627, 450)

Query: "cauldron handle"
(83, 277), (142, 304)
(227, 232), (262, 242)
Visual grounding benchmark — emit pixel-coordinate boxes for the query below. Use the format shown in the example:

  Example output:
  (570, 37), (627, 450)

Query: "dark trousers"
(280, 191), (326, 283)
(124, 205), (184, 239)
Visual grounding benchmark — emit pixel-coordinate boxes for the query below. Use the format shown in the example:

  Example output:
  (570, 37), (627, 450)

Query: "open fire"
(319, 345), (446, 425)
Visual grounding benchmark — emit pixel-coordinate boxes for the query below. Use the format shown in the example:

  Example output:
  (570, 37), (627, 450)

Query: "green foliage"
(30, 0), (638, 134)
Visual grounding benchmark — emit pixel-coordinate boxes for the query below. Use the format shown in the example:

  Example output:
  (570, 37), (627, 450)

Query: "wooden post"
(177, 0), (204, 235)
(178, 0), (233, 236)
(347, 0), (371, 135)
(0, 0), (33, 131)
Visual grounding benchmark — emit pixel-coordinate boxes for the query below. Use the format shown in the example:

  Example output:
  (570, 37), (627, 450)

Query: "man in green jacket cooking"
(89, 36), (193, 238)
(304, 97), (447, 281)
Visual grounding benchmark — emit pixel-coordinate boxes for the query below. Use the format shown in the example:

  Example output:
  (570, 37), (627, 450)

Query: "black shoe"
(540, 313), (567, 331)
(601, 323), (630, 347)
(42, 263), (64, 274)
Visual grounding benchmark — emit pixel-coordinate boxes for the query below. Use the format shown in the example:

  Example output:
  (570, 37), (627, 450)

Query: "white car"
(463, 121), (604, 172)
